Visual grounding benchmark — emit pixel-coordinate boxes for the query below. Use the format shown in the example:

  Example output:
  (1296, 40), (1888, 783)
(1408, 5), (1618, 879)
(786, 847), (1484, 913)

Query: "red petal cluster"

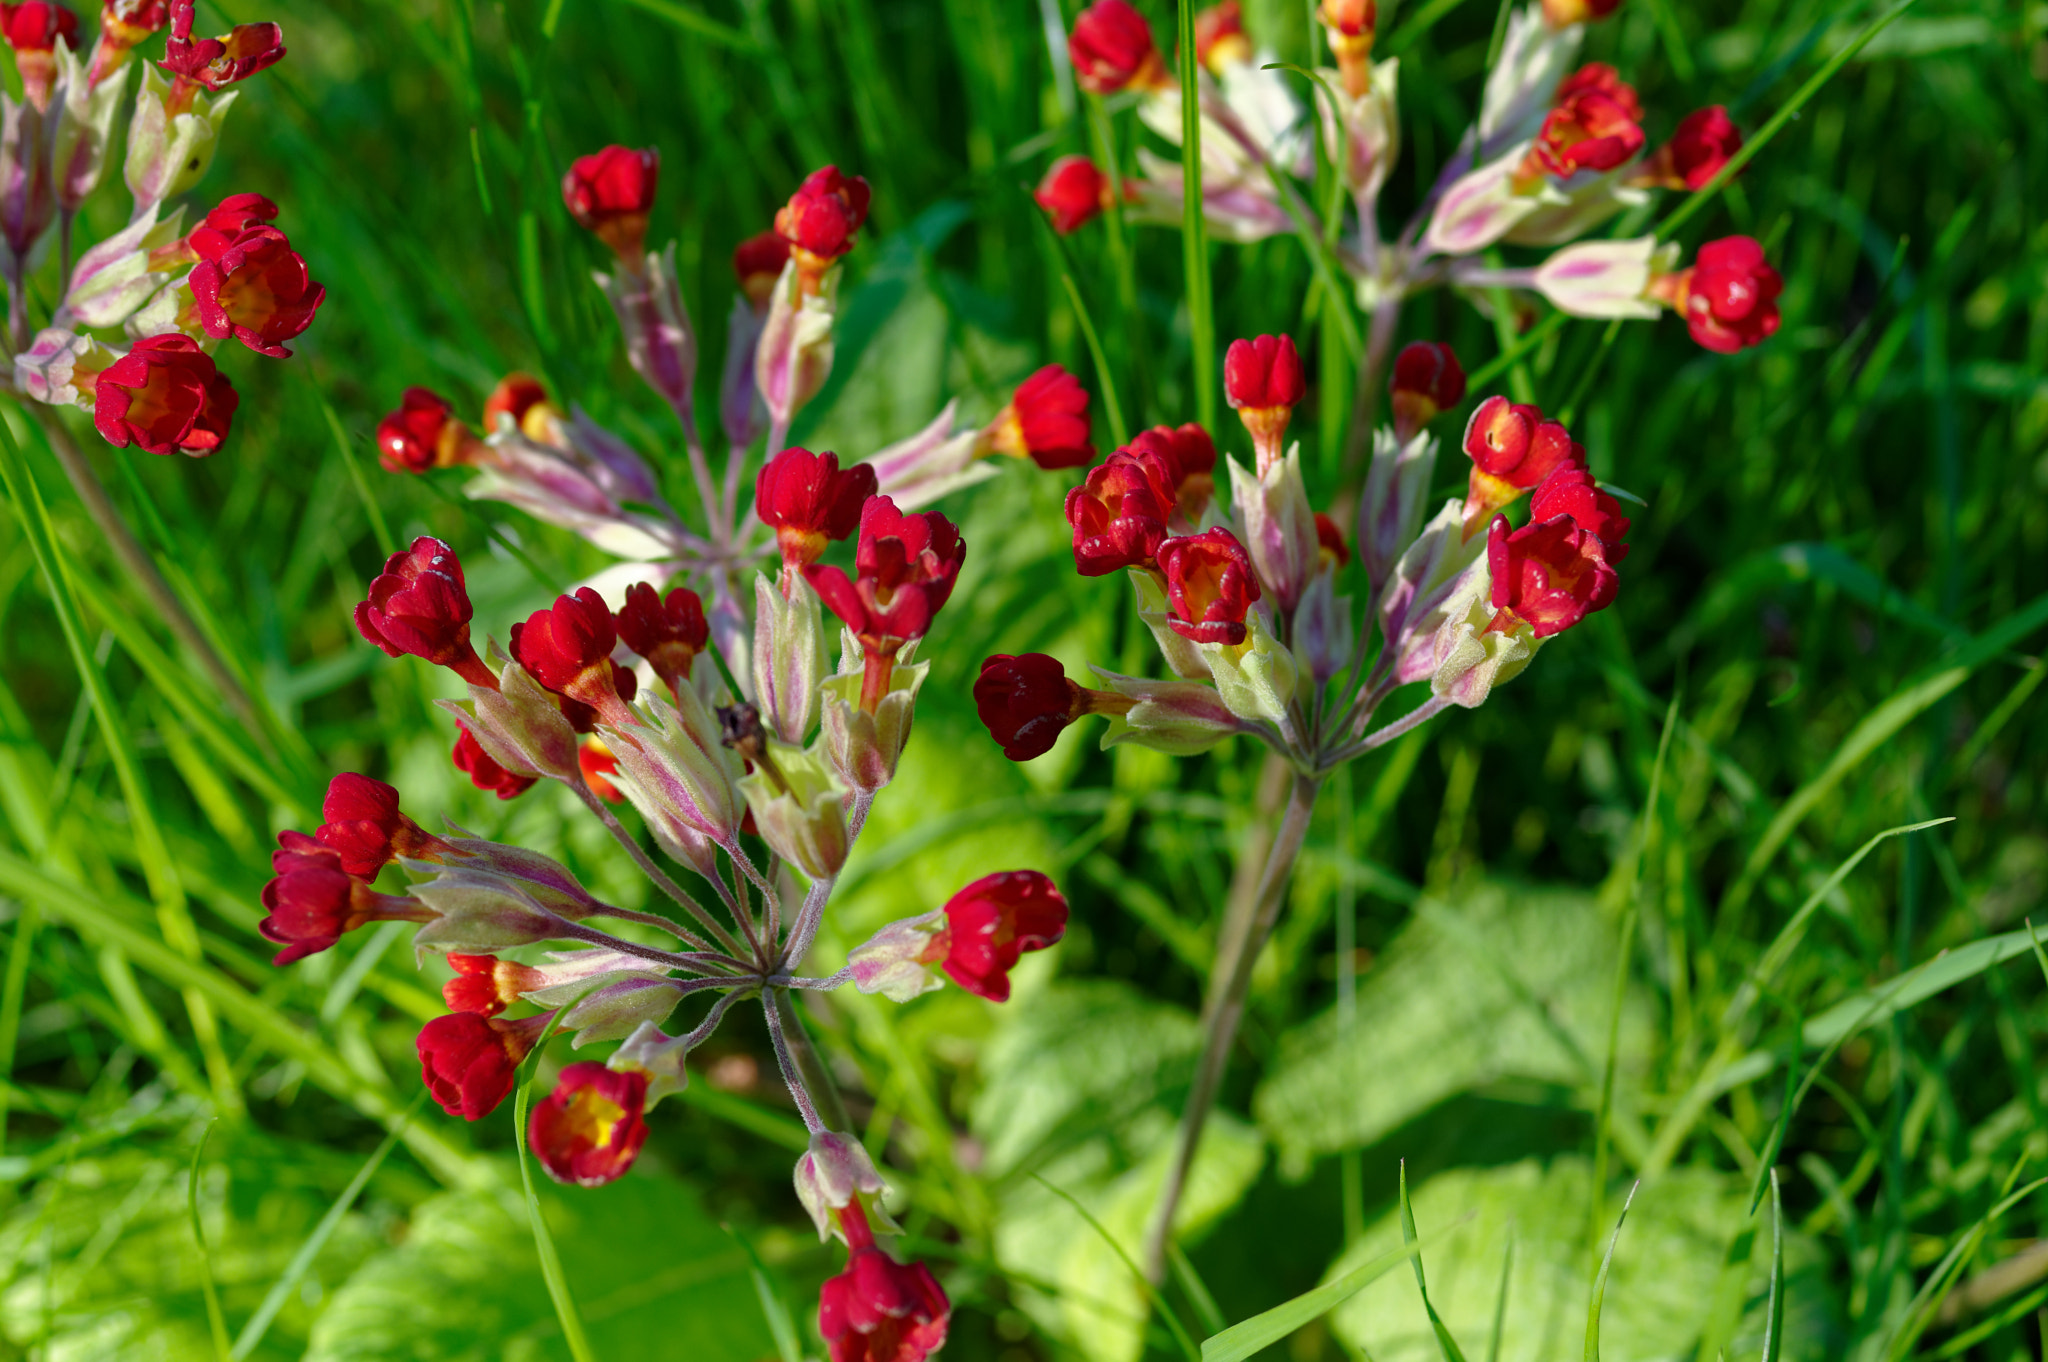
(1314, 512), (1349, 568)
(1389, 340), (1466, 437)
(93, 335), (237, 456)
(484, 372), (552, 435)
(733, 228), (792, 307)
(932, 870), (1068, 1003)
(158, 0), (283, 91)
(1069, 0), (1164, 95)
(1, 2), (77, 52)
(1158, 527), (1261, 645)
(355, 537), (496, 687)
(510, 587), (638, 725)
(316, 772), (444, 878)
(377, 387), (476, 474)
(1463, 395), (1583, 489)
(990, 364), (1094, 469)
(98, 0), (168, 47)
(1319, 0), (1375, 38)
(563, 145), (658, 259)
(417, 1011), (547, 1121)
(1529, 64), (1644, 178)
(1064, 424), (1215, 575)
(1486, 514), (1619, 638)
(529, 1062), (651, 1187)
(1195, 0), (1249, 70)
(1680, 236), (1782, 354)
(1224, 334), (1306, 412)
(579, 737), (626, 803)
(820, 1203), (951, 1362)
(189, 209), (326, 357)
(453, 724), (537, 800)
(258, 832), (364, 965)
(184, 192), (275, 259)
(1643, 106), (1741, 191)
(442, 954), (544, 1018)
(1034, 155), (1111, 235)
(806, 497), (966, 653)
(1530, 466), (1630, 557)
(617, 581), (709, 699)
(756, 447), (879, 570)
(973, 654), (1081, 761)
(1541, 0), (1622, 26)
(776, 165), (872, 265)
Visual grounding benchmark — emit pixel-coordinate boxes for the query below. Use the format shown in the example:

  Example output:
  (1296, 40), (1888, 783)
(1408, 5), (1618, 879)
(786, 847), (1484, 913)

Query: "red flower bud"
(806, 497), (967, 710)
(1157, 527), (1261, 645)
(1064, 448), (1176, 576)
(1674, 236), (1782, 354)
(579, 736), (626, 803)
(1319, 0), (1374, 36)
(756, 447), (879, 570)
(973, 654), (1085, 761)
(1555, 63), (1642, 120)
(820, 1202), (951, 1362)
(259, 831), (425, 965)
(189, 222), (325, 357)
(733, 228), (792, 308)
(184, 192), (277, 260)
(1317, 0), (1374, 93)
(1541, 0), (1621, 26)
(1636, 106), (1741, 191)
(1194, 0), (1249, 72)
(377, 387), (482, 474)
(482, 371), (555, 438)
(509, 587), (637, 727)
(616, 581), (709, 699)
(1389, 340), (1466, 441)
(1528, 466), (1630, 560)
(453, 724), (537, 800)
(528, 1061), (650, 1187)
(417, 1010), (549, 1121)
(562, 145), (658, 260)
(93, 335), (238, 457)
(1524, 66), (1644, 181)
(1034, 155), (1112, 234)
(1224, 334), (1305, 469)
(158, 0), (283, 94)
(1314, 512), (1349, 569)
(775, 165), (872, 285)
(985, 364), (1094, 470)
(442, 953), (549, 1017)
(1486, 513), (1619, 638)
(316, 772), (447, 878)
(1069, 0), (1166, 95)
(355, 537), (499, 688)
(1460, 395), (1584, 537)
(2, 1), (77, 51)
(927, 870), (1068, 1002)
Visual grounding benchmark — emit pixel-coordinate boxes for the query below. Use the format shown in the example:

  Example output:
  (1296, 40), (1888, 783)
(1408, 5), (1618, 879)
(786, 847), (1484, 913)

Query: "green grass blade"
(1169, 1241), (1228, 1338)
(1485, 1234), (1512, 1362)
(608, 0), (761, 51)
(1383, 0), (1471, 56)
(1032, 1173), (1201, 1362)
(188, 1120), (232, 1361)
(1400, 1161), (1469, 1362)
(1062, 271), (1130, 449)
(1950, 657), (2046, 779)
(230, 1089), (428, 1359)
(317, 386), (398, 558)
(0, 899), (39, 1156)
(2027, 920), (2048, 990)
(1202, 1231), (1436, 1362)
(1761, 1170), (1784, 1362)
(1583, 1181), (1636, 1361)
(725, 1222), (804, 1362)
(512, 994), (609, 1362)
(1178, 0), (1215, 431)
(1466, 312), (1567, 392)
(1084, 93), (1151, 425)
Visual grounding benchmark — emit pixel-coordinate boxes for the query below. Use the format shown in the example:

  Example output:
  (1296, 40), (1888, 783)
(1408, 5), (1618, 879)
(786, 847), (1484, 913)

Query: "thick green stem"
(1142, 771), (1323, 1280)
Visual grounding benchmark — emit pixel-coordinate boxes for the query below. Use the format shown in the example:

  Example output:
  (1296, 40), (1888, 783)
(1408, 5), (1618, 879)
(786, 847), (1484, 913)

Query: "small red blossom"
(378, 387), (482, 474)
(1541, 0), (1622, 26)
(1672, 236), (1782, 354)
(734, 228), (792, 308)
(756, 447), (879, 573)
(93, 335), (238, 457)
(1460, 395), (1584, 537)
(529, 1062), (651, 1187)
(1524, 66), (1644, 181)
(190, 223), (326, 357)
(1195, 0), (1249, 71)
(805, 498), (967, 711)
(453, 724), (537, 800)
(579, 736), (626, 803)
(1064, 446), (1177, 576)
(417, 1011), (549, 1121)
(1529, 465), (1630, 559)
(88, 0), (170, 86)
(183, 192), (277, 261)
(1224, 333), (1305, 469)
(1636, 106), (1741, 191)
(1389, 340), (1466, 442)
(1069, 0), (1166, 95)
(1319, 0), (1375, 36)
(1147, 421), (1219, 521)
(259, 831), (424, 965)
(985, 364), (1094, 470)
(1314, 512), (1350, 569)
(776, 166), (872, 287)
(158, 0), (283, 97)
(1486, 513), (1619, 637)
(1318, 0), (1375, 93)
(926, 870), (1068, 1002)
(820, 1202), (951, 1362)
(563, 145), (658, 261)
(1158, 528), (1261, 645)
(355, 537), (499, 688)
(442, 953), (547, 1018)
(1034, 155), (1112, 235)
(316, 772), (447, 878)
(974, 654), (1083, 761)
(509, 587), (638, 728)
(2, 1), (77, 51)
(482, 371), (555, 436)
(1554, 63), (1641, 120)
(616, 581), (709, 699)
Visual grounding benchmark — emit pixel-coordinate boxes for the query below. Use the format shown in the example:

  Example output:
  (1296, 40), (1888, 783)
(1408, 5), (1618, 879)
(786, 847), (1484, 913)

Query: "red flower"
(98, 0), (167, 46)
(529, 1062), (650, 1187)
(509, 587), (637, 728)
(985, 364), (1094, 470)
(1486, 513), (1619, 637)
(1525, 66), (1644, 180)
(1319, 0), (1375, 36)
(734, 228), (792, 308)
(1541, 0), (1622, 25)
(1637, 106), (1741, 191)
(453, 724), (537, 800)
(1195, 0), (1249, 71)
(355, 537), (499, 688)
(1069, 0), (1165, 95)
(579, 736), (626, 803)
(259, 832), (424, 965)
(974, 654), (1083, 761)
(190, 223), (326, 357)
(482, 371), (554, 437)
(805, 497), (966, 711)
(1459, 395), (1584, 537)
(928, 870), (1067, 1002)
(93, 335), (238, 457)
(1064, 448), (1176, 576)
(378, 387), (481, 474)
(756, 447), (878, 571)
(1224, 333), (1304, 468)
(775, 165), (872, 284)
(1143, 421), (1218, 521)
(157, 0), (283, 94)
(316, 772), (447, 878)
(184, 192), (277, 260)
(1529, 466), (1630, 560)
(1389, 340), (1465, 441)
(820, 1202), (951, 1362)
(442, 953), (547, 1018)
(616, 581), (709, 699)
(563, 145), (658, 260)
(417, 1011), (548, 1121)
(1034, 156), (1111, 234)
(1678, 236), (1782, 354)
(1, 1), (77, 51)
(1157, 528), (1261, 645)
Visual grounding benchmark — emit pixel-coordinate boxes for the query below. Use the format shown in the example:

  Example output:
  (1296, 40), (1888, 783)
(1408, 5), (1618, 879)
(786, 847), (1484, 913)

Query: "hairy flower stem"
(570, 781), (746, 958)
(1142, 770), (1323, 1281)
(765, 984), (851, 1134)
(34, 409), (272, 750)
(1341, 296), (1405, 483)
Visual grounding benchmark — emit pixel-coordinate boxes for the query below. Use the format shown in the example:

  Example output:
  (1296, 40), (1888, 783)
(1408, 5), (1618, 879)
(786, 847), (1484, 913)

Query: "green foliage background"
(0, 0), (2045, 1357)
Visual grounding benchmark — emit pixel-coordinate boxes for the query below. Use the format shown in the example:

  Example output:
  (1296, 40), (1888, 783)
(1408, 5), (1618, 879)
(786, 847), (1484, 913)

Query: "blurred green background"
(1, 0), (2046, 1357)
